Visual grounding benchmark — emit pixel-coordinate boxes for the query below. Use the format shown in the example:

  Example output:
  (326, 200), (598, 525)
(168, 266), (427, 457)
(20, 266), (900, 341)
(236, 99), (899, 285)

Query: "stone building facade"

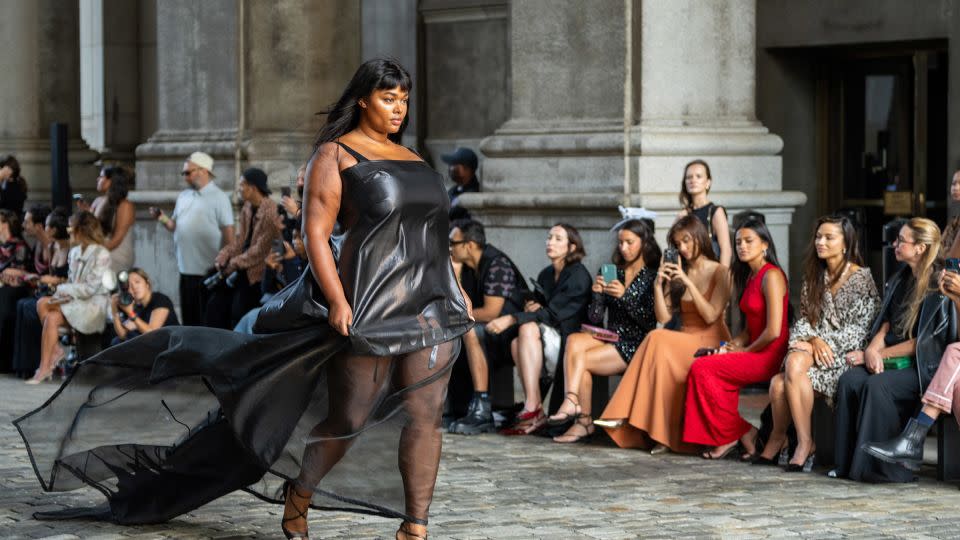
(0, 0), (955, 302)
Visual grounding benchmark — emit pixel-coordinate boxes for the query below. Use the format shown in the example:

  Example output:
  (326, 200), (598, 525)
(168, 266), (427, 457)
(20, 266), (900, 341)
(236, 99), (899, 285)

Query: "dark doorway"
(818, 46), (948, 277)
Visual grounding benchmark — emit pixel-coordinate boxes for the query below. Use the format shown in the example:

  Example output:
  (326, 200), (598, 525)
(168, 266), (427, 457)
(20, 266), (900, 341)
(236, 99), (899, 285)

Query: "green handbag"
(883, 355), (914, 371)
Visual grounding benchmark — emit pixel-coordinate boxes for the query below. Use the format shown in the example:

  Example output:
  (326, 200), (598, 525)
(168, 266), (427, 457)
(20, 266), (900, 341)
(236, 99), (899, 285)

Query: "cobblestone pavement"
(3, 375), (960, 539)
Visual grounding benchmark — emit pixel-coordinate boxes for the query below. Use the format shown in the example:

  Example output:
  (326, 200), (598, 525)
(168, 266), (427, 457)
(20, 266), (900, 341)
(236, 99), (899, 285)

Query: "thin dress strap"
(334, 141), (369, 162)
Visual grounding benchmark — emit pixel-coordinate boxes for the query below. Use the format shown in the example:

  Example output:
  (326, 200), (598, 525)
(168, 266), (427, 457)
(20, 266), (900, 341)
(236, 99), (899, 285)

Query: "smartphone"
(280, 186), (292, 198)
(664, 248), (679, 265)
(601, 264), (618, 283)
(272, 237), (286, 256)
(947, 258), (960, 274)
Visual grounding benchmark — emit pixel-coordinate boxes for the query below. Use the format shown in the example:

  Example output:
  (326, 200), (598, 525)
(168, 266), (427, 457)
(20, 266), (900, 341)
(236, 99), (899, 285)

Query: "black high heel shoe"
(752, 445), (789, 466)
(785, 453), (816, 473)
(282, 481), (312, 540)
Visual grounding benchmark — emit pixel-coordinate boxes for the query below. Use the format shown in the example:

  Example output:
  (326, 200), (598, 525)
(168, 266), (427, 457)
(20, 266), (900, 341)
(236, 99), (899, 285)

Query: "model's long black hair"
(314, 59), (412, 147)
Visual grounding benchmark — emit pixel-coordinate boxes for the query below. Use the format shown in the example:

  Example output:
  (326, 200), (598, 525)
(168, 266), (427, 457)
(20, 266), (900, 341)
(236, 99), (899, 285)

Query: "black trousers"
(179, 273), (212, 327)
(834, 366), (921, 483)
(204, 272), (262, 330)
(0, 285), (29, 372)
(12, 296), (41, 378)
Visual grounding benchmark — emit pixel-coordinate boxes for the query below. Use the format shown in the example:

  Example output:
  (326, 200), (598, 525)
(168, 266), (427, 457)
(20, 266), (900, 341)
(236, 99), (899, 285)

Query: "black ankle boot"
(861, 418), (930, 469)
(449, 394), (494, 435)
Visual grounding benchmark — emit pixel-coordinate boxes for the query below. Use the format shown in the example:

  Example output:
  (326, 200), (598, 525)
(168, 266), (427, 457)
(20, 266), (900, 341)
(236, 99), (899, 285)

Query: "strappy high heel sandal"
(546, 392), (581, 426)
(552, 415), (595, 444)
(396, 521), (428, 539)
(281, 481), (312, 540)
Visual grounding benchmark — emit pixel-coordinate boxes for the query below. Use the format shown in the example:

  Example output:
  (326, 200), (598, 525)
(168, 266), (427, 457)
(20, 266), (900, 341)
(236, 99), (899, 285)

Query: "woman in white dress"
(26, 211), (113, 384)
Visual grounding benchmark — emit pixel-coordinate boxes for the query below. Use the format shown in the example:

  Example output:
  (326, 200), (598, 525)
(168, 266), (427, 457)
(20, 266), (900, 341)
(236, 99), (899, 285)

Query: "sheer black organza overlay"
(14, 146), (472, 525)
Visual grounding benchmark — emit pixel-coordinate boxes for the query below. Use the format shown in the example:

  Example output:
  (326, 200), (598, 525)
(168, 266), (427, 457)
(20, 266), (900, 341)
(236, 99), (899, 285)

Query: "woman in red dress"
(682, 217), (790, 459)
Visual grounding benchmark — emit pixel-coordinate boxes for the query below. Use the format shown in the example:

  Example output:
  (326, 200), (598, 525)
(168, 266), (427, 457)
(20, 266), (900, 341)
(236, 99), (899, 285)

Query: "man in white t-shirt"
(150, 152), (234, 326)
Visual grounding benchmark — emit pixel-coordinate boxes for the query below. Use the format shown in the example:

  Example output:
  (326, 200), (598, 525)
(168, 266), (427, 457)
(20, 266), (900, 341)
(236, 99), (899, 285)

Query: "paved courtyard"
(2, 375), (960, 539)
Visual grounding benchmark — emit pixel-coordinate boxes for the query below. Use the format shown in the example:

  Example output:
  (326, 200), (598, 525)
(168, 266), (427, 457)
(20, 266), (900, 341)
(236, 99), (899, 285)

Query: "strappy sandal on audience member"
(397, 521), (428, 539)
(281, 481), (312, 540)
(552, 415), (594, 444)
(701, 441), (741, 460)
(546, 392), (581, 426)
(499, 407), (545, 435)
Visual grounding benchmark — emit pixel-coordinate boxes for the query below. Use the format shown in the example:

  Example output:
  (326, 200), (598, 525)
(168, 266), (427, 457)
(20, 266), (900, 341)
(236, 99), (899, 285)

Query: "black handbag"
(252, 268), (329, 333)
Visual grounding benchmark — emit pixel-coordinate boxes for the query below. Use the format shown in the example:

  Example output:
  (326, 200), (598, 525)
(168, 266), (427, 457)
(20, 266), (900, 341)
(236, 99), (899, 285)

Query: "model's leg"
(553, 344), (625, 443)
(283, 352), (392, 537)
(514, 322), (543, 412)
(782, 351), (816, 465)
(394, 340), (459, 538)
(758, 373), (790, 461)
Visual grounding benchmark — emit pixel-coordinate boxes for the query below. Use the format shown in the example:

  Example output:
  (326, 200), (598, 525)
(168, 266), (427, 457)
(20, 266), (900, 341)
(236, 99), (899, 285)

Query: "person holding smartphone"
(546, 219), (659, 443)
(597, 215), (731, 454)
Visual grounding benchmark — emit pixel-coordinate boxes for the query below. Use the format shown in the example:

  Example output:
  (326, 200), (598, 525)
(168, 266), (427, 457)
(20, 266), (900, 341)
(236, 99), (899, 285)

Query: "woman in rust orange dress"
(597, 215), (731, 454)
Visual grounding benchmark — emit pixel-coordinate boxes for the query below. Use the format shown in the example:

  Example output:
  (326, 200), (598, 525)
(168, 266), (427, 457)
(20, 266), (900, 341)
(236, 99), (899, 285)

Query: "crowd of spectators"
(4, 145), (960, 489)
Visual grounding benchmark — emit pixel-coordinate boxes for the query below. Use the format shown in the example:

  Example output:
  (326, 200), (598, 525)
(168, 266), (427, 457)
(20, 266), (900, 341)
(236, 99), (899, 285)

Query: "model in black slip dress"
(13, 59), (473, 540)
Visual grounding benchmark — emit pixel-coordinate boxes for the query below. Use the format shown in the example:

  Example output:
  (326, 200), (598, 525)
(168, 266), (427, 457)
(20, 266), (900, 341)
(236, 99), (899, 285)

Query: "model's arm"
(304, 143), (350, 336)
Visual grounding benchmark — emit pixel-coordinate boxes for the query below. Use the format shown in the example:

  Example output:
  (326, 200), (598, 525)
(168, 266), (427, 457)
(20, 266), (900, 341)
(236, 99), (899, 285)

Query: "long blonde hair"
(901, 217), (941, 338)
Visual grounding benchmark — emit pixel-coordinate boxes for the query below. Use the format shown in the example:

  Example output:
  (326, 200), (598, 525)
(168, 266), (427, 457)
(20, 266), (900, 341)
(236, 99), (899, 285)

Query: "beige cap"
(187, 151), (215, 176)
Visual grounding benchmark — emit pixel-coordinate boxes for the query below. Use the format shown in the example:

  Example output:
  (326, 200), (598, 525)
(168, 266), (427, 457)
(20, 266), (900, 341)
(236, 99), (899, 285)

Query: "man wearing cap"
(206, 167), (281, 329)
(441, 147), (480, 221)
(151, 152), (235, 326)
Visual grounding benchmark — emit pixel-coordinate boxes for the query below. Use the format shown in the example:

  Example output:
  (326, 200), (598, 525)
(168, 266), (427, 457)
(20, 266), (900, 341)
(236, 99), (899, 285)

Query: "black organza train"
(14, 142), (472, 525)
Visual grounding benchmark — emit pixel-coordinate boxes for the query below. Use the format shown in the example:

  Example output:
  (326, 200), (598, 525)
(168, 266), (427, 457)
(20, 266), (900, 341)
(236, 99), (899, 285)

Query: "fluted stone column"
(133, 0), (361, 303)
(0, 0), (98, 203)
(467, 0), (805, 278)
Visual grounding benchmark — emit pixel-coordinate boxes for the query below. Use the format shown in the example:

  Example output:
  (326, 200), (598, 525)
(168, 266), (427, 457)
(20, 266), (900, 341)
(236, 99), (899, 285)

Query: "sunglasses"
(181, 169), (198, 177)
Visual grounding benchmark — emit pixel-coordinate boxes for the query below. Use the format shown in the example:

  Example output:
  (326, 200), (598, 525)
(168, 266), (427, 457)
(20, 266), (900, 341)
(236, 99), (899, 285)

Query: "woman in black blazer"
(485, 223), (592, 434)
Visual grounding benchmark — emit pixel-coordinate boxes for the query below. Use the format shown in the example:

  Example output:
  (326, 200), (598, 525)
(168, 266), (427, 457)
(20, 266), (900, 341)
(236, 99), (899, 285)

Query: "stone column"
(0, 0), (98, 203)
(628, 0), (805, 266)
(468, 0), (805, 278)
(133, 0), (360, 303)
(470, 0), (628, 275)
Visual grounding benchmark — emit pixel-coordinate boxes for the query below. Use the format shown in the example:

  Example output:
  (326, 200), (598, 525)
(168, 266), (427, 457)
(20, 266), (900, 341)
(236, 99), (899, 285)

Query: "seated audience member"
(12, 209), (70, 378)
(941, 169), (960, 258)
(442, 147), (480, 222)
(0, 209), (33, 371)
(547, 219), (660, 443)
(26, 211), (112, 384)
(676, 159), (732, 267)
(279, 163), (306, 224)
(87, 165), (136, 273)
(207, 167), (281, 329)
(832, 218), (955, 482)
(862, 268), (960, 471)
(447, 219), (528, 435)
(0, 155), (28, 217)
(682, 218), (789, 459)
(487, 224), (592, 435)
(598, 215), (731, 453)
(754, 215), (879, 470)
(110, 268), (179, 344)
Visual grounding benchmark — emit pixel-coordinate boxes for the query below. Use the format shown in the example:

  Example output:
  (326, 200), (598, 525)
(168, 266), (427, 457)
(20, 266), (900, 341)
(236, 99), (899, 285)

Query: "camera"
(116, 271), (134, 307)
(36, 283), (55, 297)
(203, 270), (239, 290)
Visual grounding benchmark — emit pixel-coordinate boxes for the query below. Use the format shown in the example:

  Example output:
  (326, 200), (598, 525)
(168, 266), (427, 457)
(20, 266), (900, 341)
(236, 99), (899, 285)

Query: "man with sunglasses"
(150, 152), (234, 326)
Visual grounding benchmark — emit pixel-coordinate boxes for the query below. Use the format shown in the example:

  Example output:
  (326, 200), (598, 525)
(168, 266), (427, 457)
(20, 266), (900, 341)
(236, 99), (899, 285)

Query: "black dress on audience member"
(0, 235), (32, 372)
(516, 263), (592, 412)
(0, 179), (27, 217)
(586, 266), (657, 362)
(110, 292), (181, 345)
(833, 266), (956, 482)
(14, 141), (472, 525)
(12, 262), (68, 378)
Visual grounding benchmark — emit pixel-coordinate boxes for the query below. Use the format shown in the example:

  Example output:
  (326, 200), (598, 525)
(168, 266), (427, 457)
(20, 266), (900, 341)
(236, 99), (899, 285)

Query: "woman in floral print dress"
(753, 215), (879, 470)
